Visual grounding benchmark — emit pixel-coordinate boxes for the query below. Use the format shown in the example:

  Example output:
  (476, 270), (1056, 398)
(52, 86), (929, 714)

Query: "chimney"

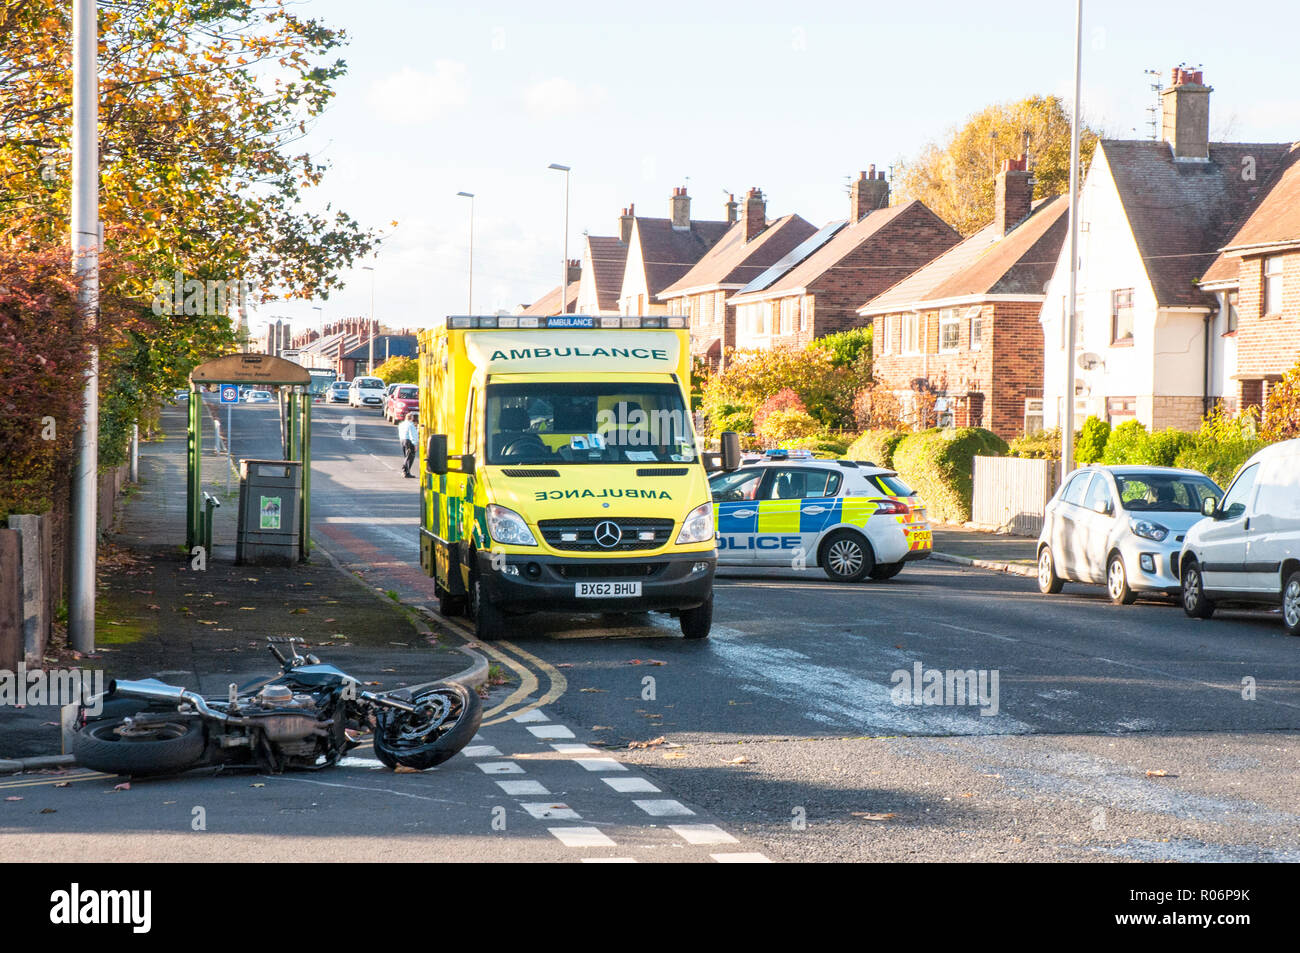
(725, 193), (738, 224)
(741, 188), (766, 242)
(1161, 67), (1211, 161)
(619, 206), (634, 244)
(849, 165), (889, 222)
(994, 154), (1033, 235)
(670, 186), (691, 230)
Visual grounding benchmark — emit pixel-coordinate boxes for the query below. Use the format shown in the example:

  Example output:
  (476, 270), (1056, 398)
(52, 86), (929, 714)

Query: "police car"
(709, 450), (932, 582)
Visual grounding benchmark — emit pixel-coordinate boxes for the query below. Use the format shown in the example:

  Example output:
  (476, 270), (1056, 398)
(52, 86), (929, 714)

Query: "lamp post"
(548, 164), (571, 314)
(312, 305), (323, 335)
(456, 192), (474, 313)
(69, 0), (99, 654)
(1062, 0), (1083, 480)
(362, 265), (376, 375)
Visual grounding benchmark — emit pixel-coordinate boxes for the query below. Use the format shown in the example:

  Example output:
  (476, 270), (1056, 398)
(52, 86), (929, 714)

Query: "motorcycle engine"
(243, 684), (326, 745)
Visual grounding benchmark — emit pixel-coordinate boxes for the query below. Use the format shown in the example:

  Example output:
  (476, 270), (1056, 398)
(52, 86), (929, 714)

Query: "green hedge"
(892, 428), (1009, 524)
(1075, 416), (1111, 464)
(785, 433), (853, 456)
(846, 429), (907, 468)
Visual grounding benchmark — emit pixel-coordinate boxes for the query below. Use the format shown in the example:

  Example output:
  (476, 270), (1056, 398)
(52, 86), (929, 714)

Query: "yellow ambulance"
(416, 315), (739, 641)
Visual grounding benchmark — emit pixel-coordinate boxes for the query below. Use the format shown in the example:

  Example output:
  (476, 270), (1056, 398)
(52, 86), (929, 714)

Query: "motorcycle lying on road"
(70, 638), (482, 777)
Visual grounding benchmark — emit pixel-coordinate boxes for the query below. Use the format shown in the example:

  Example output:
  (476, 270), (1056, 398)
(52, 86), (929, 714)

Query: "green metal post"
(300, 390), (311, 561)
(186, 382), (201, 549)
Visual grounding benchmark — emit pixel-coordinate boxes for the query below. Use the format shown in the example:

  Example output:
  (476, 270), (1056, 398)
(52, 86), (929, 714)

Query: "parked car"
(348, 376), (386, 409)
(1037, 465), (1222, 604)
(384, 384), (419, 423)
(241, 390), (273, 404)
(709, 457), (932, 582)
(1180, 439), (1300, 635)
(328, 381), (351, 404)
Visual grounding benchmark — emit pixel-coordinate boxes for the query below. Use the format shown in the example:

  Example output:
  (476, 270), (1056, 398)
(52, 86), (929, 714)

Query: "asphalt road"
(7, 397), (1295, 863)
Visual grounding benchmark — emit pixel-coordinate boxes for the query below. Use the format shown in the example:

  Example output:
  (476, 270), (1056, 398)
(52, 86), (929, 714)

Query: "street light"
(548, 163), (571, 314)
(361, 265), (376, 375)
(1062, 0), (1083, 480)
(456, 192), (474, 313)
(312, 305), (323, 335)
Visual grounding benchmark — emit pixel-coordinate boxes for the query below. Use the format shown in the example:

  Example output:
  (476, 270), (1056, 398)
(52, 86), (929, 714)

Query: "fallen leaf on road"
(54, 782), (69, 788)
(39, 808), (56, 814)
(851, 812), (897, 821)
(324, 618), (336, 623)
(239, 607), (255, 610)
(146, 604), (160, 610)
(197, 620), (217, 625)
(590, 725), (612, 731)
(627, 659), (643, 665)
(41, 721), (59, 727)
(1145, 770), (1178, 778)
(662, 751), (687, 760)
(113, 782), (130, 791)
(250, 783), (265, 788)
(212, 601), (229, 606)
(5, 796), (22, 801)
(722, 756), (754, 764)
(959, 792), (975, 798)
(393, 765), (419, 774)
(628, 736), (666, 749)
(579, 687), (606, 693)
(290, 608), (308, 614)
(646, 659), (667, 666)
(555, 663), (573, 668)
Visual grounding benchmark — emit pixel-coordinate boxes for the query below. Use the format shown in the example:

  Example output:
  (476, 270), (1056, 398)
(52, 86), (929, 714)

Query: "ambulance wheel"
(819, 530), (873, 582)
(469, 572), (505, 641)
(679, 595), (712, 639)
(436, 582), (466, 618)
(868, 562), (904, 581)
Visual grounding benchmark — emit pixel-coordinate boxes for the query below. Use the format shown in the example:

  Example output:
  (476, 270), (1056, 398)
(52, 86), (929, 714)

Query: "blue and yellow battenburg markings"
(713, 495), (933, 551)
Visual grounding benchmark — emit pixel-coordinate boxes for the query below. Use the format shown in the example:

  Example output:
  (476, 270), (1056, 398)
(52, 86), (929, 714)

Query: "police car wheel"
(819, 530), (873, 582)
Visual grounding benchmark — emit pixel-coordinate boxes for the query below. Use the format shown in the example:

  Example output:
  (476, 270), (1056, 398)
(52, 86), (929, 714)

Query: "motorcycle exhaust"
(110, 678), (229, 722)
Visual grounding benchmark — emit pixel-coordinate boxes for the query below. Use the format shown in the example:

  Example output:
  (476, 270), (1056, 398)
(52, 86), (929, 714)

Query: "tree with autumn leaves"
(894, 95), (1099, 236)
(0, 0), (379, 515)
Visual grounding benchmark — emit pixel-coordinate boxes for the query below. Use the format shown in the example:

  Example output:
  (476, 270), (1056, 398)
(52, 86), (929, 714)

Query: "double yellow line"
(436, 617), (568, 727)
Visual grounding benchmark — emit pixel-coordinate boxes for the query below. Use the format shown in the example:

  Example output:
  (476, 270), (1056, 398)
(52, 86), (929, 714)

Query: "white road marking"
(549, 826), (617, 848)
(462, 745), (502, 758)
(711, 852), (772, 863)
(602, 776), (661, 794)
(670, 824), (738, 846)
(513, 709), (550, 723)
(476, 761), (525, 774)
(527, 724), (575, 739)
(935, 620), (1020, 643)
(550, 743), (601, 757)
(575, 758), (628, 772)
(496, 779), (550, 796)
(633, 799), (695, 817)
(521, 802), (581, 820)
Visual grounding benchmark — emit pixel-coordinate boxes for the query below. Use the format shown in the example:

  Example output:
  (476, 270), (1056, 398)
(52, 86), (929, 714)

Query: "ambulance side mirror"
(426, 434), (448, 475)
(720, 431), (741, 472)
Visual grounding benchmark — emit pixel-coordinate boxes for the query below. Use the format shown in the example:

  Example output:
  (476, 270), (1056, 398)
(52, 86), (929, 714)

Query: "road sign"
(220, 384), (239, 404)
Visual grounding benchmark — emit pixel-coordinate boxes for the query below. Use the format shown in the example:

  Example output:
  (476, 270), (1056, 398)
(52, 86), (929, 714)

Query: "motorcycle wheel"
(70, 716), (206, 777)
(372, 681), (483, 771)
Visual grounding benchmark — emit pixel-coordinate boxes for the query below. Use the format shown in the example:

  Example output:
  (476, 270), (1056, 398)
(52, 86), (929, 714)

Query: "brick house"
(726, 168), (961, 350)
(1039, 68), (1295, 432)
(518, 260), (581, 316)
(575, 231), (628, 316)
(617, 188), (730, 315)
(1199, 146), (1300, 410)
(860, 158), (1069, 439)
(656, 188), (816, 366)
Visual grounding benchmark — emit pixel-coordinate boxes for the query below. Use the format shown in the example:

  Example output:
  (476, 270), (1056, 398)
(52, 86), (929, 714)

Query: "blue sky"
(258, 0), (1300, 338)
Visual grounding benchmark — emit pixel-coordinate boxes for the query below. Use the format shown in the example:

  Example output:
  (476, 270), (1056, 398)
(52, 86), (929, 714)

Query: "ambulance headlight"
(676, 502), (715, 545)
(486, 504), (537, 546)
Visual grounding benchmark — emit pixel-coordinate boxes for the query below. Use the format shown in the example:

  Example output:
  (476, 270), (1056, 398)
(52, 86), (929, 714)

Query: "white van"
(348, 376), (386, 409)
(1179, 439), (1300, 636)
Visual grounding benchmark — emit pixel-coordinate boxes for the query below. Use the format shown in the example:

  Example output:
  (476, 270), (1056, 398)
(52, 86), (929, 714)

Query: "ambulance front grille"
(538, 517), (674, 552)
(554, 563), (666, 579)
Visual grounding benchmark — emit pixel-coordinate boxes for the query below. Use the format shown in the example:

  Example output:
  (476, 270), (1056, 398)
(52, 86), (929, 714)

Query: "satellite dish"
(1077, 352), (1103, 371)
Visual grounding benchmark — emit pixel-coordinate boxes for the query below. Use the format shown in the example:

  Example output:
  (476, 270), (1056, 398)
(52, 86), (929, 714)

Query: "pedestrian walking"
(398, 412), (418, 478)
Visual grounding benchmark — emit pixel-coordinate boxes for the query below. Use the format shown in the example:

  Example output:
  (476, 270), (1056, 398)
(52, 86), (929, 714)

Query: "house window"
(1024, 398), (1044, 435)
(879, 316), (892, 355)
(1225, 291), (1239, 333)
(780, 298), (796, 335)
(1111, 289), (1134, 345)
(934, 396), (954, 428)
(1106, 396), (1137, 424)
(966, 306), (983, 350)
(1263, 256), (1283, 316)
(902, 314), (920, 354)
(939, 309), (960, 353)
(799, 297), (809, 333)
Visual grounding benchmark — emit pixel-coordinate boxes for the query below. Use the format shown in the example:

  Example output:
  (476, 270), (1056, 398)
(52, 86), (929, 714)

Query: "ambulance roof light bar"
(444, 315), (686, 330)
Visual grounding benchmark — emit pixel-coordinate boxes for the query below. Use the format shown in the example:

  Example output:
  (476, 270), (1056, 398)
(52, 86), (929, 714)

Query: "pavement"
(931, 525), (1038, 577)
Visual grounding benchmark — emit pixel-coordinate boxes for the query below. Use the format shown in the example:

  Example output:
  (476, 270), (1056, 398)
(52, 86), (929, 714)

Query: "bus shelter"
(187, 353), (313, 560)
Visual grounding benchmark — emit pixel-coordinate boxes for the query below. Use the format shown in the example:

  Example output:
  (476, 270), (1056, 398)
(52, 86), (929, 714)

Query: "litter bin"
(235, 459), (302, 565)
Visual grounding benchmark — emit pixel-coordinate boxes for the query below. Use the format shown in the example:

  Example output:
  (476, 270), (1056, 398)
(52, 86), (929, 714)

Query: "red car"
(384, 384), (419, 424)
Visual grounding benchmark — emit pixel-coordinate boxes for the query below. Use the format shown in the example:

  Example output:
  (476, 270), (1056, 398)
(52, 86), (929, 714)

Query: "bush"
(891, 427), (1009, 524)
(372, 355), (417, 384)
(1143, 428), (1195, 468)
(753, 388), (806, 436)
(846, 429), (907, 468)
(1173, 406), (1266, 487)
(756, 408), (820, 445)
(785, 433), (853, 457)
(1262, 359), (1300, 442)
(1100, 419), (1148, 464)
(1008, 427), (1061, 459)
(1074, 416), (1111, 464)
(808, 327), (872, 374)
(703, 344), (858, 432)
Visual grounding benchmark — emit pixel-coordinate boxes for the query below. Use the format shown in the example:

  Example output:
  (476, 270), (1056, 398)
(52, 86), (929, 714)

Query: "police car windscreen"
(485, 382), (695, 465)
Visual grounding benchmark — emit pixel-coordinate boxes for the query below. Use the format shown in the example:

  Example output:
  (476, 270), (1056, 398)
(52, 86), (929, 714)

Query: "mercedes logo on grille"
(593, 520), (622, 548)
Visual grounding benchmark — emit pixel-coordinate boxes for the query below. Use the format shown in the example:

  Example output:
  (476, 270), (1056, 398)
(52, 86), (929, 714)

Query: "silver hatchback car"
(1037, 465), (1222, 604)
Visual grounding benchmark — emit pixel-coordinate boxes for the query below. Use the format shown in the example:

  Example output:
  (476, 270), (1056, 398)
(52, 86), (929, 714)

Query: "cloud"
(522, 77), (610, 119)
(368, 63), (469, 124)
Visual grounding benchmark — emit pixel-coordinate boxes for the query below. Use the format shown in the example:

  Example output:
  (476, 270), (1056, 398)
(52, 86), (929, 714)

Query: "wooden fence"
(971, 456), (1059, 537)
